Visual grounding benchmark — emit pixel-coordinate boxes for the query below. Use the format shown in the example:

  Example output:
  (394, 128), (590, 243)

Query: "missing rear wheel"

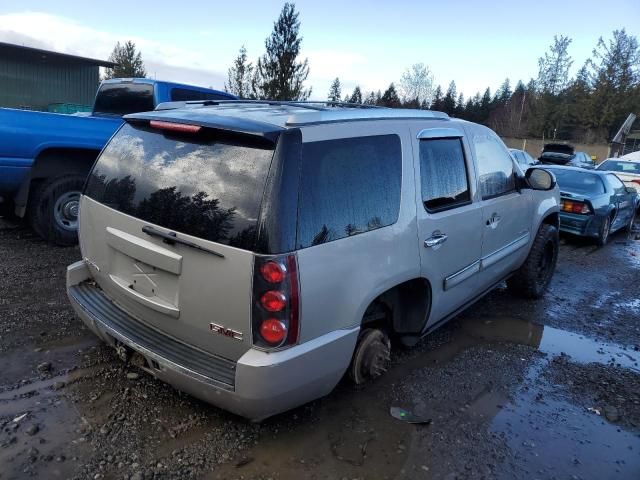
(349, 328), (391, 385)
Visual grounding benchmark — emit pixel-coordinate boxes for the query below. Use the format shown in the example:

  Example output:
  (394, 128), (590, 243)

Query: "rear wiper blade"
(142, 226), (224, 258)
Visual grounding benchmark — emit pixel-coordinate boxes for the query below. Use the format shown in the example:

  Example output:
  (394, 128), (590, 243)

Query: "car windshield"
(598, 160), (640, 174)
(547, 169), (605, 195)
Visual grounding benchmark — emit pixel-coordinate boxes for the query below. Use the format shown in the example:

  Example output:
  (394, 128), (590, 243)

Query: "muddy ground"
(1, 216), (639, 480)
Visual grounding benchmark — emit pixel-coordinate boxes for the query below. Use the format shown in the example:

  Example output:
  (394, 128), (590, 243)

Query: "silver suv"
(67, 101), (560, 420)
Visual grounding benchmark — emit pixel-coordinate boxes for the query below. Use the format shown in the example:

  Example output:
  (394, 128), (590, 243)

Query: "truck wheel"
(29, 175), (85, 246)
(349, 328), (391, 384)
(506, 224), (558, 299)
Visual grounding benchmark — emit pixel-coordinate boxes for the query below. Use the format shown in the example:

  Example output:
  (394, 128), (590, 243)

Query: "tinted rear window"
(84, 123), (274, 249)
(297, 135), (401, 248)
(93, 83), (155, 116)
(547, 169), (605, 195)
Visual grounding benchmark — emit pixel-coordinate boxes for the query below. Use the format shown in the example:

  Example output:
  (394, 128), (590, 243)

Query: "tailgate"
(78, 120), (278, 361)
(80, 197), (254, 361)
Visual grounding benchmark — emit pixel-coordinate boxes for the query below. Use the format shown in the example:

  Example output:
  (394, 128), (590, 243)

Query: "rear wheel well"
(361, 278), (431, 336)
(31, 148), (100, 180)
(15, 148), (99, 216)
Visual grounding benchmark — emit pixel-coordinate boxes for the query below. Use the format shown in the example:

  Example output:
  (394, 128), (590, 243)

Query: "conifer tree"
(104, 41), (146, 79)
(252, 3), (311, 100)
(327, 77), (342, 102)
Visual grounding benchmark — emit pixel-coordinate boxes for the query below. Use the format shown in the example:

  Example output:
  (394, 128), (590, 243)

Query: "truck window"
(297, 135), (402, 248)
(420, 138), (470, 211)
(170, 88), (232, 102)
(84, 123), (275, 249)
(93, 83), (155, 116)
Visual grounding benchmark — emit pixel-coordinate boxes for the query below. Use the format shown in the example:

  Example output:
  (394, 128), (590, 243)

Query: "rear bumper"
(66, 260), (358, 421)
(558, 212), (601, 237)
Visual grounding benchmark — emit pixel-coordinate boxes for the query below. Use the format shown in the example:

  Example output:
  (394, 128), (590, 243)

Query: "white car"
(596, 158), (640, 212)
(596, 158), (640, 190)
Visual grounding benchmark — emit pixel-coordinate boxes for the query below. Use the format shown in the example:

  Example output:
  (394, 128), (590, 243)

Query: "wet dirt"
(1, 217), (639, 479)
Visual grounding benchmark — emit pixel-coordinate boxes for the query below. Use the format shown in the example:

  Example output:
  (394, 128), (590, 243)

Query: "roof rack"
(155, 99), (385, 111)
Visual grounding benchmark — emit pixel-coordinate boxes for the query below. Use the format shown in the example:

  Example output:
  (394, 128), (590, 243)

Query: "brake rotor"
(349, 328), (391, 384)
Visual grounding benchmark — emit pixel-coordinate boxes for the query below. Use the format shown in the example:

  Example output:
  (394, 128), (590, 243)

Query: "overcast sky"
(0, 1), (638, 99)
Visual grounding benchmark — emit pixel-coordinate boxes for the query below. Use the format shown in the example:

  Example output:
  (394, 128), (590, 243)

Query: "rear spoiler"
(124, 111), (285, 143)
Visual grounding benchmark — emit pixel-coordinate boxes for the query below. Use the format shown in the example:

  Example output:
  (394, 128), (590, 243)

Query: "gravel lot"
(1, 216), (639, 480)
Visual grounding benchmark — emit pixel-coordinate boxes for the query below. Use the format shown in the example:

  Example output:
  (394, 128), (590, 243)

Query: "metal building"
(0, 42), (115, 112)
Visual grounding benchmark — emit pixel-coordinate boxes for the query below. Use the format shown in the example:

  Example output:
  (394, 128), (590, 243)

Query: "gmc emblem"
(209, 323), (243, 341)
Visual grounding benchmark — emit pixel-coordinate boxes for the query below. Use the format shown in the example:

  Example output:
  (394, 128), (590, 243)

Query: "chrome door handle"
(424, 233), (448, 248)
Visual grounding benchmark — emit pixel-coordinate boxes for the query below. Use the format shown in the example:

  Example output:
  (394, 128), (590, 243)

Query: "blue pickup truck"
(0, 78), (236, 245)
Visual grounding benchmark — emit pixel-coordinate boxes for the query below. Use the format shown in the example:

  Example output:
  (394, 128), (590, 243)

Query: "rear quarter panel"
(295, 121), (420, 342)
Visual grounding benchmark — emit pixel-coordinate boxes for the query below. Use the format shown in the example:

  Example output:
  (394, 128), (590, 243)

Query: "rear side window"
(473, 134), (516, 199)
(420, 138), (470, 211)
(93, 83), (155, 116)
(605, 174), (625, 193)
(170, 88), (233, 102)
(84, 123), (274, 250)
(297, 135), (401, 248)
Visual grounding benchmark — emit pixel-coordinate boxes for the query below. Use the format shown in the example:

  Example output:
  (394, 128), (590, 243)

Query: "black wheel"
(596, 215), (611, 247)
(349, 328), (391, 385)
(626, 212), (636, 234)
(507, 224), (559, 299)
(29, 174), (85, 246)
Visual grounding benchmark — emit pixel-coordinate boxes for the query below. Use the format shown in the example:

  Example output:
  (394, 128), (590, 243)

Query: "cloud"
(0, 11), (389, 99)
(0, 12), (227, 89)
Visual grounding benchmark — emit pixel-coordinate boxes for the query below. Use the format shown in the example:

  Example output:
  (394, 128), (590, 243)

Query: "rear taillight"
(632, 179), (640, 186)
(561, 199), (591, 214)
(252, 254), (299, 348)
(260, 261), (286, 283)
(260, 319), (287, 344)
(260, 291), (287, 312)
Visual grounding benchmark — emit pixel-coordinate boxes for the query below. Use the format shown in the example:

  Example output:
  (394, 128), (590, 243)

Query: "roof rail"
(155, 99), (385, 112)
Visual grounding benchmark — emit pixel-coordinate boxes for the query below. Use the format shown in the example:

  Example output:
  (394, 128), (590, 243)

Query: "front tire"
(507, 224), (559, 299)
(29, 174), (85, 246)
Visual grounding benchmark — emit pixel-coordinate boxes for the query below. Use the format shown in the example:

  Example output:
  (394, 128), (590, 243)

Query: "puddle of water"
(460, 317), (640, 371)
(0, 336), (98, 388)
(210, 385), (414, 480)
(0, 365), (102, 404)
(490, 362), (640, 479)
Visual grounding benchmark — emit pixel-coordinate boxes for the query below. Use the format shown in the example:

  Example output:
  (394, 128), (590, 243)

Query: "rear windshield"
(598, 160), (640, 174)
(547, 169), (605, 195)
(93, 83), (155, 116)
(84, 123), (274, 249)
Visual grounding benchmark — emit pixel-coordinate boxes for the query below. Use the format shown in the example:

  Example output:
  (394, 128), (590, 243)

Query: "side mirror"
(525, 168), (556, 191)
(626, 186), (638, 195)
